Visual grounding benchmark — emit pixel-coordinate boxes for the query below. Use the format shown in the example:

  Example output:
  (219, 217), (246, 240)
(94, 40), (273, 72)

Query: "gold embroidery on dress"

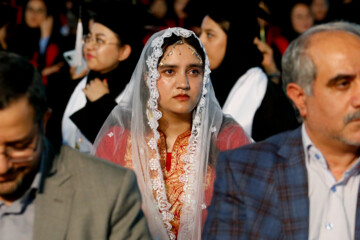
(122, 130), (214, 237)
(123, 134), (133, 169)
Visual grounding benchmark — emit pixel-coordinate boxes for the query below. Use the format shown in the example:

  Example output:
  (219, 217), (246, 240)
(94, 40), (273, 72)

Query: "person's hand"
(41, 62), (64, 77)
(83, 78), (109, 102)
(40, 15), (53, 38)
(253, 37), (279, 75)
(70, 66), (88, 80)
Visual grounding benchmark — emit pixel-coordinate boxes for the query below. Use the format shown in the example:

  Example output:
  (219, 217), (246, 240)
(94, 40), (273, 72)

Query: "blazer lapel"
(275, 128), (309, 240)
(33, 141), (74, 240)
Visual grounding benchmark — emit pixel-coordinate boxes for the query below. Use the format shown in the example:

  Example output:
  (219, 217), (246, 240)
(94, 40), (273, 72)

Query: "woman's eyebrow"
(188, 63), (203, 68)
(94, 33), (106, 37)
(158, 64), (178, 69)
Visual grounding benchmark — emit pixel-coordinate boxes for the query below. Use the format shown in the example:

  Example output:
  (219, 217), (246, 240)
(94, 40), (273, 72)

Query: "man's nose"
(0, 150), (11, 175)
(351, 79), (360, 108)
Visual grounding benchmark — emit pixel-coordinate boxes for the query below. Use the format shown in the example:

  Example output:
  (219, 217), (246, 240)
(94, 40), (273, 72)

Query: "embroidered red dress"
(96, 120), (250, 237)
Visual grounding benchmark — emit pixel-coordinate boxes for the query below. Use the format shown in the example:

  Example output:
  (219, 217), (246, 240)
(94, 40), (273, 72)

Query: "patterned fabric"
(203, 127), (360, 239)
(96, 119), (250, 238)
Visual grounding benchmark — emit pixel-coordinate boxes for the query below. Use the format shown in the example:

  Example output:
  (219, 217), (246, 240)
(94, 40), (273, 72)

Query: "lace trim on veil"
(145, 27), (211, 239)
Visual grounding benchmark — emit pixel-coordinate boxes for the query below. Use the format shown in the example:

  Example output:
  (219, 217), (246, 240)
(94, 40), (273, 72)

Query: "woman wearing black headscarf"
(199, 0), (300, 141)
(61, 2), (145, 152)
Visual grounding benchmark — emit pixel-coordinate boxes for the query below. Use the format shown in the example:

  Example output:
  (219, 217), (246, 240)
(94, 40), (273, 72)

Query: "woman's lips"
(174, 94), (189, 100)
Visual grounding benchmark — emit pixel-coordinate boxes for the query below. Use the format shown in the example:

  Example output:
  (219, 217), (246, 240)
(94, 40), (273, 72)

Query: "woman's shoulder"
(94, 125), (131, 163)
(216, 116), (252, 151)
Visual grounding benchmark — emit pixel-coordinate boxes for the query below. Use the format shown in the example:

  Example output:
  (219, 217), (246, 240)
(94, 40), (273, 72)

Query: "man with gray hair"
(203, 21), (360, 239)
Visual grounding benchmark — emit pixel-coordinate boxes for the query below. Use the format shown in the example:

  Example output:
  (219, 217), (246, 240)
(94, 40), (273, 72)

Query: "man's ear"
(42, 108), (52, 132)
(286, 83), (308, 118)
(117, 44), (132, 62)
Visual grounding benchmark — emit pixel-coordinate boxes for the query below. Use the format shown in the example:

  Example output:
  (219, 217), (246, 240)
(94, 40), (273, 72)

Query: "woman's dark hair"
(23, 0), (61, 28)
(204, 0), (264, 106)
(159, 34), (205, 68)
(0, 52), (47, 122)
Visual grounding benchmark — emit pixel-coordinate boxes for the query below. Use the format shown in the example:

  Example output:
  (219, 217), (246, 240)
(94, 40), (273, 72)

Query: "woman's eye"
(96, 38), (105, 44)
(188, 69), (202, 76)
(164, 69), (174, 75)
(207, 32), (214, 39)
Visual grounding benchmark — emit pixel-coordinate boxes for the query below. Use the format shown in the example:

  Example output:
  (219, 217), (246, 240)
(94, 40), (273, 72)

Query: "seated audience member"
(199, 0), (300, 141)
(8, 0), (66, 85)
(0, 52), (151, 239)
(281, 1), (314, 44)
(203, 21), (360, 239)
(310, 0), (331, 25)
(92, 27), (251, 239)
(61, 2), (144, 153)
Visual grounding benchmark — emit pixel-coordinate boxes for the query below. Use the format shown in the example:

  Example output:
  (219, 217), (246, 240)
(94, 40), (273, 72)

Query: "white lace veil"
(92, 27), (246, 239)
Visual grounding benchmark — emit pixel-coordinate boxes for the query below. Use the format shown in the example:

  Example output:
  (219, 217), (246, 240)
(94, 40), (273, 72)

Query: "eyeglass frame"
(83, 33), (121, 50)
(0, 123), (42, 164)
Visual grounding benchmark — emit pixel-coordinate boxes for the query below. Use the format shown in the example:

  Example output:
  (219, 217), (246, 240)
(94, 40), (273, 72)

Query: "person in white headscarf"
(92, 27), (251, 240)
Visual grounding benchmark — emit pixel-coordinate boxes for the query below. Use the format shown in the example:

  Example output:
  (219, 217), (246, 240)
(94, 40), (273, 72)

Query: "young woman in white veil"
(92, 27), (251, 239)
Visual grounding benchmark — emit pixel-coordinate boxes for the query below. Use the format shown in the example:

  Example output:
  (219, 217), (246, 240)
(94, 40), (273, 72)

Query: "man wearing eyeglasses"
(0, 52), (151, 239)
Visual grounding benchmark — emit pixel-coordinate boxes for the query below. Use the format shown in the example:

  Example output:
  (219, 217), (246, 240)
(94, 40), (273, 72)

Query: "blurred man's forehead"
(0, 97), (36, 143)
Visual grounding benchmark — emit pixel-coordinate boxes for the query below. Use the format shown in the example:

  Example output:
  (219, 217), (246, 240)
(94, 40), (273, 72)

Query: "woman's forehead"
(160, 42), (203, 66)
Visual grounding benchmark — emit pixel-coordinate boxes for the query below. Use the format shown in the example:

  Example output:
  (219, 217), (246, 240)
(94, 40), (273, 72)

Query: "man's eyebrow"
(6, 136), (33, 146)
(327, 74), (356, 86)
(6, 128), (36, 146)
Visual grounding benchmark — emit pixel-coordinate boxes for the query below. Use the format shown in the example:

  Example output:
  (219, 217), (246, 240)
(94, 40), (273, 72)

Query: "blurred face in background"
(199, 15), (227, 70)
(174, 0), (189, 18)
(25, 0), (47, 28)
(150, 0), (168, 19)
(83, 23), (130, 74)
(291, 3), (314, 34)
(311, 0), (329, 21)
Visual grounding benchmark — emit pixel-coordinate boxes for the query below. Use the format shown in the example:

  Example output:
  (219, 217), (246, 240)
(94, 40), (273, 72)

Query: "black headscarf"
(204, 0), (264, 106)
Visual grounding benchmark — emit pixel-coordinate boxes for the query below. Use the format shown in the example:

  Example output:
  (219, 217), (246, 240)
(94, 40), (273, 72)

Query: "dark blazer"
(203, 127), (360, 240)
(33, 140), (152, 240)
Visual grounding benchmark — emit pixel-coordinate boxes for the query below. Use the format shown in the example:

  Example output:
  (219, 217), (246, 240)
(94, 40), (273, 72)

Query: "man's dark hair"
(0, 51), (47, 122)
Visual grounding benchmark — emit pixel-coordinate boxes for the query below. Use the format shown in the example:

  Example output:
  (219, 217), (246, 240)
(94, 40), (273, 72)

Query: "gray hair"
(282, 21), (360, 95)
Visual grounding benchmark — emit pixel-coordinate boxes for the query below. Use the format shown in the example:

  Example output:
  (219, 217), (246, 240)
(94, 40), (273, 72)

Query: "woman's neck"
(158, 112), (192, 152)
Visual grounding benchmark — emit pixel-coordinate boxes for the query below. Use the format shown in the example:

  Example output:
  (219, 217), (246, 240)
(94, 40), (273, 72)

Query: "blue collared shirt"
(302, 124), (360, 240)
(0, 160), (43, 240)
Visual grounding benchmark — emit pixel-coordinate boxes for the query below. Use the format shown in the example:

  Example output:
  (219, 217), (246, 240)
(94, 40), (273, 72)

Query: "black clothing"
(252, 81), (300, 141)
(70, 64), (131, 143)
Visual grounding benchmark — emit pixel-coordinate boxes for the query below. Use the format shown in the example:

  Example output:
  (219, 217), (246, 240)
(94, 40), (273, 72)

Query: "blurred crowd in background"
(1, 0), (359, 145)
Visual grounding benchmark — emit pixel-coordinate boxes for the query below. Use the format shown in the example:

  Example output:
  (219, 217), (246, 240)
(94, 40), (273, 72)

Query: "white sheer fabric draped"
(92, 27), (250, 239)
